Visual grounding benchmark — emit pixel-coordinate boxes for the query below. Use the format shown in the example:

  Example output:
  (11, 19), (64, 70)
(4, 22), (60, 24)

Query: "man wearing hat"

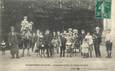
(60, 32), (66, 57)
(93, 26), (102, 57)
(44, 30), (52, 57)
(8, 26), (19, 58)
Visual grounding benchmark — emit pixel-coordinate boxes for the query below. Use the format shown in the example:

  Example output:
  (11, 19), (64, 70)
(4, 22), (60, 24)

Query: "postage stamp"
(96, 0), (112, 19)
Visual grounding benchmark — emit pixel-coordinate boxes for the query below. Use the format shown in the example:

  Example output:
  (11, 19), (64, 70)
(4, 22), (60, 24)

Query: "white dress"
(81, 42), (89, 53)
(85, 35), (93, 45)
(21, 20), (29, 31)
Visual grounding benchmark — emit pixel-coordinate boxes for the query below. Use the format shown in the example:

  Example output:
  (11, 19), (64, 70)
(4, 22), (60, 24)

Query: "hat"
(39, 35), (43, 38)
(24, 16), (27, 19)
(95, 26), (100, 30)
(10, 26), (15, 29)
(68, 28), (72, 31)
(30, 22), (33, 24)
(73, 29), (78, 33)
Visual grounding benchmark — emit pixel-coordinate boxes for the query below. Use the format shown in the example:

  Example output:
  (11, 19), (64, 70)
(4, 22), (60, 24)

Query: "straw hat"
(73, 29), (78, 33)
(68, 28), (72, 31)
(95, 26), (100, 30)
(24, 16), (27, 19)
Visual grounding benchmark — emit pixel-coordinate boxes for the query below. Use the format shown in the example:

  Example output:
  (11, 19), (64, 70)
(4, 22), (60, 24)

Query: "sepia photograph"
(0, 0), (115, 71)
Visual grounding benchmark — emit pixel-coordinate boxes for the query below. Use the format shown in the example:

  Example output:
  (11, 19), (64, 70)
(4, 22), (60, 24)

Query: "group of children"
(0, 30), (112, 59)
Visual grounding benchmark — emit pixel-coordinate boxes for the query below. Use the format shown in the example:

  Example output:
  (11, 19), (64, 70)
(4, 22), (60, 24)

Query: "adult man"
(60, 33), (66, 57)
(8, 26), (19, 58)
(44, 30), (52, 57)
(80, 30), (86, 44)
(105, 29), (112, 58)
(93, 26), (102, 57)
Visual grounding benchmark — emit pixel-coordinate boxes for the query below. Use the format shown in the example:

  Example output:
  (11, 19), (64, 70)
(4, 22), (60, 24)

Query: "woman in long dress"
(81, 39), (89, 58)
(85, 32), (94, 58)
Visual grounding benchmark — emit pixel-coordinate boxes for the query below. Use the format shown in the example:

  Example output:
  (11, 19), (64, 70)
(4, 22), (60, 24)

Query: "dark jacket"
(44, 34), (52, 47)
(60, 36), (66, 49)
(93, 31), (102, 44)
(8, 32), (18, 47)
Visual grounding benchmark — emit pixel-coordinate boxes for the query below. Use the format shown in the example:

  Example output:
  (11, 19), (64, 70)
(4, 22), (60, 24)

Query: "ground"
(0, 45), (115, 71)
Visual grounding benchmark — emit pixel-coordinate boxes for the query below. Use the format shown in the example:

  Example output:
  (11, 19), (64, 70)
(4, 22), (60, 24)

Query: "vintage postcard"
(0, 0), (115, 71)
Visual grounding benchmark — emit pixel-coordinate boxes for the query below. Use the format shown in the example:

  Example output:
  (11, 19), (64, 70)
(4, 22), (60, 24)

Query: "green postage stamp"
(96, 0), (112, 19)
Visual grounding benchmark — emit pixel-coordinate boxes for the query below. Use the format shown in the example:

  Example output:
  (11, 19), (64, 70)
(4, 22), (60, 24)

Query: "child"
(81, 39), (89, 58)
(1, 40), (6, 55)
(51, 37), (58, 54)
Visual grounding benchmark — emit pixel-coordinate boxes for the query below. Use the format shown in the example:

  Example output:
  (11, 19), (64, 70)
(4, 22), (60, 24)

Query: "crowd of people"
(0, 16), (113, 59)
